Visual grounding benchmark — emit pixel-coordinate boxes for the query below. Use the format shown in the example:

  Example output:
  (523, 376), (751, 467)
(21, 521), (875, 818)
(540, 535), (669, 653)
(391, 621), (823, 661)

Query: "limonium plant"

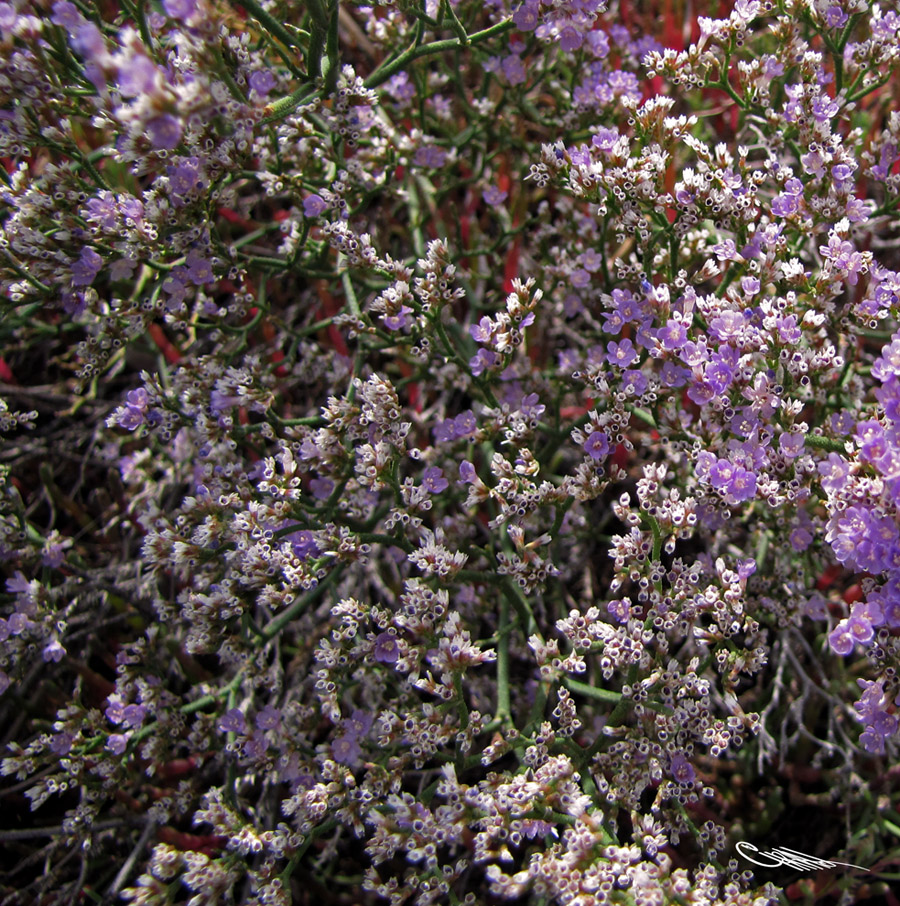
(2, 0), (900, 903)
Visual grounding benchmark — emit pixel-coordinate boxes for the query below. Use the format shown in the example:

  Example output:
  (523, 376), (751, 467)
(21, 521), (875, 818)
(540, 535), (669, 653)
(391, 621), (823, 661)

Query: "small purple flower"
(459, 460), (477, 483)
(162, 0), (198, 19)
(72, 22), (105, 60)
(470, 348), (499, 376)
(109, 258), (137, 282)
(454, 411), (476, 436)
(584, 431), (609, 460)
(779, 433), (805, 459)
(289, 529), (320, 560)
(303, 194), (327, 217)
(248, 69), (276, 96)
(145, 114), (183, 151)
(373, 632), (401, 664)
(106, 734), (129, 755)
(512, 0), (539, 31)
(413, 146), (447, 169)
(383, 305), (413, 331)
(84, 193), (118, 230)
(332, 734), (360, 765)
(345, 709), (374, 738)
(828, 620), (854, 656)
(558, 21), (583, 53)
(71, 247), (103, 287)
(219, 708), (247, 734)
(49, 732), (73, 755)
(741, 276), (760, 295)
(482, 186), (508, 207)
(470, 316), (493, 343)
(422, 466), (448, 493)
(243, 731), (270, 759)
(657, 319), (687, 351)
(184, 249), (214, 285)
(309, 477), (334, 500)
(607, 338), (638, 368)
(256, 705), (281, 731)
(122, 704), (147, 728)
(42, 639), (65, 663)
(669, 752), (696, 784)
(51, 1), (82, 29)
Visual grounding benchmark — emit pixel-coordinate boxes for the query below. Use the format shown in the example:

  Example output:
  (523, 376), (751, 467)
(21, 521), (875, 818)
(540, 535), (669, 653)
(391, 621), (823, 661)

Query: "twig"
(106, 817), (157, 900)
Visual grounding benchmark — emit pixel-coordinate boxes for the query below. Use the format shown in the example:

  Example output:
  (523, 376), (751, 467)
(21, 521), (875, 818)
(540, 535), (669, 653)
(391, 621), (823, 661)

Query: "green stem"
(363, 18), (514, 90)
(235, 0), (303, 52)
(495, 593), (511, 725)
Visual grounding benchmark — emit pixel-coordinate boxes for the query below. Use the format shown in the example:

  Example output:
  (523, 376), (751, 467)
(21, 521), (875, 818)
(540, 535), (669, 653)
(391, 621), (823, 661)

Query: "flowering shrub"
(3, 0), (900, 903)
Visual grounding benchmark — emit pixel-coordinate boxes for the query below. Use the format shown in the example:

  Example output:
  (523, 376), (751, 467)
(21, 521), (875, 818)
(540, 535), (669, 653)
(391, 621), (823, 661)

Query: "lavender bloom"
(71, 247), (103, 286)
(162, 0), (199, 18)
(482, 186), (508, 207)
(219, 709), (247, 734)
(373, 631), (401, 663)
(303, 194), (327, 217)
(145, 114), (183, 151)
(106, 734), (129, 755)
(584, 431), (609, 460)
(422, 467), (448, 493)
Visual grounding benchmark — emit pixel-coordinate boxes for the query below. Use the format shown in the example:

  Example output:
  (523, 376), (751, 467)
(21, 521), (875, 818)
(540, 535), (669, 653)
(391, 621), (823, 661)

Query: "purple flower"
(248, 70), (276, 96)
(828, 620), (854, 656)
(49, 732), (73, 755)
(558, 21), (584, 53)
(167, 157), (206, 201)
(117, 54), (160, 97)
(413, 146), (447, 169)
(512, 0), (539, 31)
(51, 1), (82, 29)
(344, 709), (374, 738)
(332, 734), (360, 765)
(243, 730), (269, 759)
(42, 639), (65, 663)
(422, 467), (448, 493)
(470, 316), (493, 343)
(373, 631), (401, 664)
(459, 460), (477, 483)
(606, 338), (637, 368)
(584, 430), (609, 460)
(71, 247), (103, 287)
(482, 186), (508, 207)
(303, 194), (327, 217)
(383, 305), (413, 331)
(107, 734), (129, 755)
(163, 0), (198, 18)
(470, 348), (499, 376)
(657, 319), (687, 351)
(309, 477), (334, 500)
(289, 529), (320, 560)
(145, 114), (183, 151)
(669, 752), (696, 784)
(72, 22), (105, 60)
(184, 249), (214, 285)
(501, 54), (527, 86)
(256, 705), (281, 730)
(219, 708), (247, 734)
(84, 193), (118, 230)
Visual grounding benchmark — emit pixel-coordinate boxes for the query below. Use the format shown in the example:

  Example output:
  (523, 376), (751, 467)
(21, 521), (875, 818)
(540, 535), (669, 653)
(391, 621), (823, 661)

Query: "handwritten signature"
(736, 841), (870, 872)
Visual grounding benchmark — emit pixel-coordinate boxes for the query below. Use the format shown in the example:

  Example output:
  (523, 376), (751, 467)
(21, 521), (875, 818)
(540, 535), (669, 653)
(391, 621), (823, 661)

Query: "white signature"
(736, 841), (870, 872)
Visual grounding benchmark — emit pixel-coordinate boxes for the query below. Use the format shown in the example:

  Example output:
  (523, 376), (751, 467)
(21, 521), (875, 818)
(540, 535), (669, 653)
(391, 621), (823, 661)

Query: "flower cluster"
(2, 1), (900, 905)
